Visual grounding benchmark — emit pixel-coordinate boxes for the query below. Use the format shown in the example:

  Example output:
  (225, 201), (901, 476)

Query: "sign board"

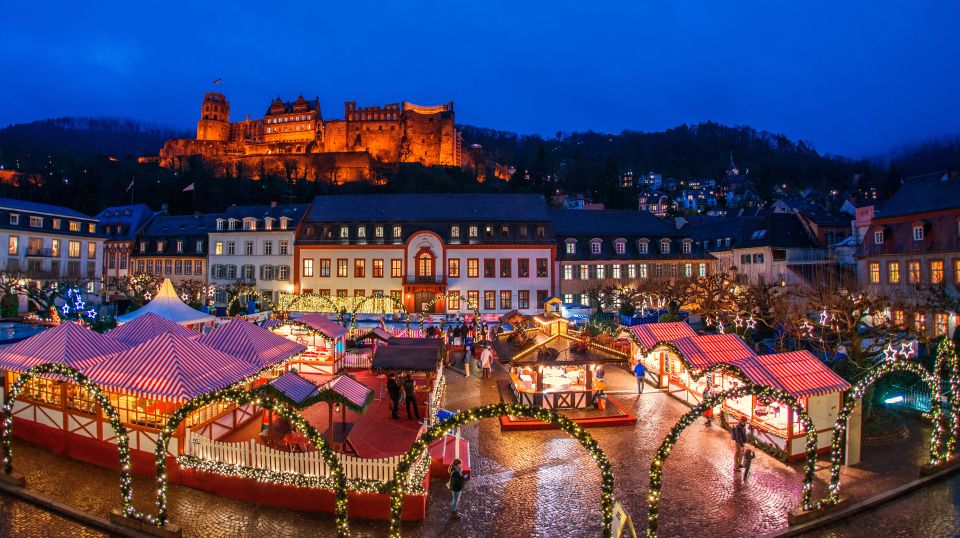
(612, 500), (637, 538)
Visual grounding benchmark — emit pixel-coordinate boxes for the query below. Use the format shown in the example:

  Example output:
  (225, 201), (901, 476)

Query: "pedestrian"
(452, 325), (462, 347)
(633, 360), (646, 394)
(594, 363), (605, 382)
(732, 416), (748, 471)
(742, 448), (756, 480)
(447, 458), (469, 518)
(479, 345), (494, 379)
(446, 326), (453, 346)
(702, 385), (713, 426)
(403, 374), (420, 420)
(386, 373), (401, 419)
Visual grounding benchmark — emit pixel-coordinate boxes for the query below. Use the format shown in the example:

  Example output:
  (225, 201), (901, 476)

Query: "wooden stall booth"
(269, 313), (348, 375)
(627, 322), (698, 389)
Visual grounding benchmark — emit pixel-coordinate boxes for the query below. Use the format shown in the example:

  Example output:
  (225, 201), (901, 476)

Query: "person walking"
(448, 458), (469, 518)
(732, 416), (748, 471)
(386, 373), (401, 419)
(633, 360), (646, 394)
(702, 385), (713, 426)
(403, 374), (421, 420)
(742, 448), (756, 480)
(452, 325), (461, 347)
(479, 345), (494, 379)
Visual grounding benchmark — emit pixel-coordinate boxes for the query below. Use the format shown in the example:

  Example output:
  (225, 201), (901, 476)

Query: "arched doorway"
(414, 291), (436, 313)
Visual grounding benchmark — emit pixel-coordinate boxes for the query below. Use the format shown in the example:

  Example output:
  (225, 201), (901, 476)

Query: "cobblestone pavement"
(0, 361), (940, 537)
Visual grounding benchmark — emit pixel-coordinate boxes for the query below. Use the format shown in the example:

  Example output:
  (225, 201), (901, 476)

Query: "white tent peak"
(116, 278), (215, 326)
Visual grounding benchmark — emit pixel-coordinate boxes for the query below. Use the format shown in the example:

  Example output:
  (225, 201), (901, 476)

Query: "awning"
(86, 332), (261, 401)
(295, 314), (348, 339)
(752, 351), (851, 398)
(630, 322), (697, 350)
(106, 311), (197, 347)
(267, 371), (320, 405)
(116, 279), (215, 326)
(357, 327), (392, 342)
(317, 375), (375, 412)
(669, 334), (757, 370)
(197, 318), (306, 369)
(0, 321), (127, 373)
(372, 345), (442, 372)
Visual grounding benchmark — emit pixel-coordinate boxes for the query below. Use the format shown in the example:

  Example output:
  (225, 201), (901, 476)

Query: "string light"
(384, 403), (615, 538)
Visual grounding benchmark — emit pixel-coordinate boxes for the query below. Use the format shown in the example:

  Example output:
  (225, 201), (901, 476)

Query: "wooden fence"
(184, 429), (420, 483)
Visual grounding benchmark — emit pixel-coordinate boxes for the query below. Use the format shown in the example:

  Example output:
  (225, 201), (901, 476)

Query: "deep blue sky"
(3, 1), (958, 157)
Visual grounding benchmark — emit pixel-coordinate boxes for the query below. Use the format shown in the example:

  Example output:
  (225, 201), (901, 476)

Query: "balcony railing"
(403, 275), (445, 285)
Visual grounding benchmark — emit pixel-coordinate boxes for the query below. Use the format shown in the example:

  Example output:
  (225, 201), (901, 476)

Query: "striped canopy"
(268, 371), (319, 405)
(296, 314), (348, 339)
(671, 334), (758, 370)
(0, 321), (127, 373)
(630, 322), (697, 350)
(752, 351), (851, 398)
(317, 375), (374, 411)
(116, 278), (215, 326)
(197, 318), (306, 369)
(86, 332), (261, 401)
(106, 312), (197, 347)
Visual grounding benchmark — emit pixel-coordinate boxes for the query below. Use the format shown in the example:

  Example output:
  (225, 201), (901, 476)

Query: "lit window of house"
(931, 260), (944, 284)
(869, 262), (880, 283)
(565, 241), (576, 254)
(887, 262), (900, 284)
(907, 261), (921, 284)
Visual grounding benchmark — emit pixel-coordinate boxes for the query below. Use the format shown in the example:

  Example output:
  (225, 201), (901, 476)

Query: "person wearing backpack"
(447, 458), (469, 518)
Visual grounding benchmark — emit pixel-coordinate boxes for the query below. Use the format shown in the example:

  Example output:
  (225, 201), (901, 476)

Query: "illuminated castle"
(159, 92), (462, 182)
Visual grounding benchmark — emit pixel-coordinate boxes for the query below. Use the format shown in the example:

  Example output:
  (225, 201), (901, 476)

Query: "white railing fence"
(184, 429), (421, 484)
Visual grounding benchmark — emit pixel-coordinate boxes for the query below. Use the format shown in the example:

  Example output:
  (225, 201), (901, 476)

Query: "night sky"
(3, 1), (958, 157)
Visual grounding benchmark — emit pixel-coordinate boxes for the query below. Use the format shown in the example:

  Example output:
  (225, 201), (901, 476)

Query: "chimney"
(160, 203), (169, 215)
(271, 201), (278, 207)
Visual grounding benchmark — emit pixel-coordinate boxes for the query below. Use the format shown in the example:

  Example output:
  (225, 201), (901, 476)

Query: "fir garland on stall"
(645, 384), (819, 537)
(1, 363), (148, 524)
(419, 292), (481, 333)
(151, 388), (350, 537)
(934, 337), (959, 454)
(384, 403), (616, 538)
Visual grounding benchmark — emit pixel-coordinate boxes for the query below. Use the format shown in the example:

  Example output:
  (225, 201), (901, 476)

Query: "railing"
(184, 429), (416, 483)
(26, 248), (57, 257)
(344, 349), (374, 369)
(403, 275), (445, 284)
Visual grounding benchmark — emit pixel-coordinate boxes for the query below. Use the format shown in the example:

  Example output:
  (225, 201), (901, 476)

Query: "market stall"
(628, 322), (698, 389)
(493, 311), (629, 410)
(647, 333), (760, 405)
(115, 278), (215, 331)
(269, 313), (348, 375)
(197, 318), (306, 385)
(106, 311), (198, 346)
(371, 339), (444, 420)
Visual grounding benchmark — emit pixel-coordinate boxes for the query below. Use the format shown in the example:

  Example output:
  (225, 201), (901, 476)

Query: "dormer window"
(176, 240), (184, 253)
(264, 218), (274, 231)
(393, 225), (402, 238)
(469, 226), (478, 238)
(638, 239), (649, 254)
(500, 225), (510, 237)
(874, 230), (884, 244)
(339, 226), (349, 239)
(216, 219), (225, 231)
(374, 225), (384, 238)
(9, 214), (19, 225)
(660, 239), (671, 254)
(157, 241), (165, 253)
(29, 216), (43, 227)
(243, 218), (257, 231)
(280, 217), (289, 230)
(614, 239), (626, 255)
(912, 225), (924, 241)
(451, 225), (460, 238)
(682, 240), (692, 254)
(139, 241), (146, 253)
(565, 239), (577, 254)
(228, 219), (237, 231)
(590, 239), (602, 254)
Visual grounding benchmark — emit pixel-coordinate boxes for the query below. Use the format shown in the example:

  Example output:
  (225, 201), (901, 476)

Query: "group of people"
(385, 373), (421, 420)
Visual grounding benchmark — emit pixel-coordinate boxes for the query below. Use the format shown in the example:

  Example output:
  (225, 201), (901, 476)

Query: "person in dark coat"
(732, 416), (749, 471)
(386, 373), (401, 419)
(448, 458), (469, 518)
(404, 374), (420, 420)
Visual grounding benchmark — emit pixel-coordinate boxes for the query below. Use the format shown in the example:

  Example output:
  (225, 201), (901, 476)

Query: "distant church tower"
(197, 92), (231, 141)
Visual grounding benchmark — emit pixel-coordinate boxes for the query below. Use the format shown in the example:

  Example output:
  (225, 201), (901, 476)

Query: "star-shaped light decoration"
(899, 341), (917, 360)
(883, 343), (898, 362)
(144, 292), (153, 301)
(86, 309), (97, 319)
(74, 299), (85, 310)
(819, 308), (830, 325)
(733, 314), (744, 328)
(716, 319), (725, 334)
(800, 320), (814, 338)
(704, 316), (712, 327)
(61, 304), (71, 315)
(746, 315), (757, 330)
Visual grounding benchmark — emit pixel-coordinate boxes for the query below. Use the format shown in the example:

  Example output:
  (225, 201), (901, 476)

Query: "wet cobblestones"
(0, 362), (945, 537)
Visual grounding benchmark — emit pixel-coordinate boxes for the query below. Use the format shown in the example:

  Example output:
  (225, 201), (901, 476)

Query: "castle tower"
(196, 92), (231, 141)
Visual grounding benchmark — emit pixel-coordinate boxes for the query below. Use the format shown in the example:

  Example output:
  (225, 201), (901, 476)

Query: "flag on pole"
(213, 78), (222, 86)
(182, 183), (195, 192)
(126, 179), (135, 192)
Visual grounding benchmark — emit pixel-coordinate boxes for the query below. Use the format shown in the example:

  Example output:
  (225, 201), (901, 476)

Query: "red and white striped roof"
(197, 318), (306, 369)
(670, 334), (758, 370)
(296, 314), (348, 339)
(0, 321), (127, 372)
(86, 332), (261, 401)
(630, 322), (697, 349)
(317, 375), (374, 410)
(753, 351), (851, 398)
(106, 312), (197, 346)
